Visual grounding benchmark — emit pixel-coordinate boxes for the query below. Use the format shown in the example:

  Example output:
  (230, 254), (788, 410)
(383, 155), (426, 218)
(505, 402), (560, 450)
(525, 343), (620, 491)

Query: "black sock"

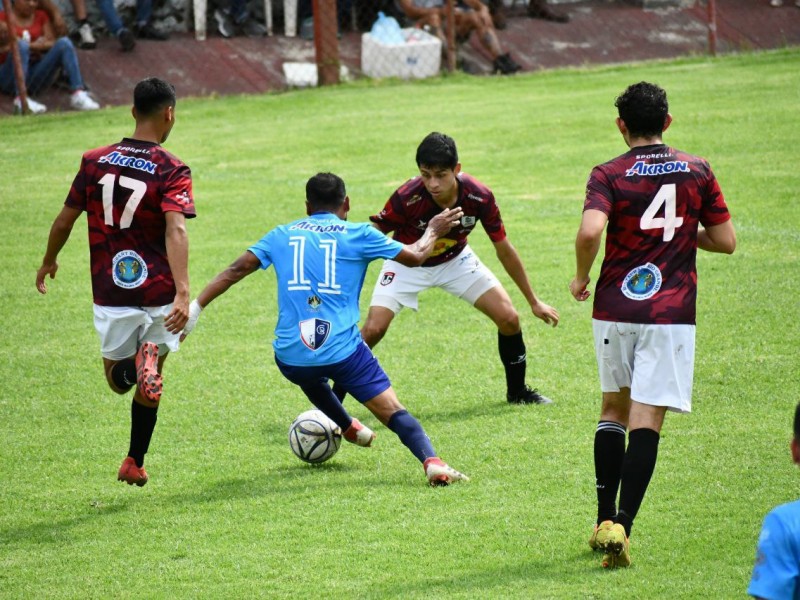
(594, 421), (626, 524)
(128, 399), (158, 468)
(111, 358), (136, 392)
(616, 427), (660, 537)
(387, 410), (436, 463)
(300, 380), (352, 431)
(498, 331), (526, 395)
(331, 381), (347, 404)
(79, 18), (89, 25)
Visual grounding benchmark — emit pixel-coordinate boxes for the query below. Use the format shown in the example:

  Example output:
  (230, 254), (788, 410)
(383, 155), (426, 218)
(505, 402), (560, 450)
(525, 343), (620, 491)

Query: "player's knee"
(495, 309), (520, 335)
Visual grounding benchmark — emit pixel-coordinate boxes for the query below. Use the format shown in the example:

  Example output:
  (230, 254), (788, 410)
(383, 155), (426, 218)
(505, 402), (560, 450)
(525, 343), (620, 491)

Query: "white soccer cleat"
(343, 418), (376, 447)
(424, 457), (469, 487)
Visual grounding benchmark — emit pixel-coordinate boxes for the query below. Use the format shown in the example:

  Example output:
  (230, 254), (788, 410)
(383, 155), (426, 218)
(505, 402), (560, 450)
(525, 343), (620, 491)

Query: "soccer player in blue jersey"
(182, 172), (469, 486)
(748, 402), (800, 599)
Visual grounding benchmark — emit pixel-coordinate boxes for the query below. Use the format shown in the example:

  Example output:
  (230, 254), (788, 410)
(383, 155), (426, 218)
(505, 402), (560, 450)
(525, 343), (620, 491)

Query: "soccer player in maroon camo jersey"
(35, 77), (195, 487)
(335, 132), (559, 406)
(569, 82), (736, 568)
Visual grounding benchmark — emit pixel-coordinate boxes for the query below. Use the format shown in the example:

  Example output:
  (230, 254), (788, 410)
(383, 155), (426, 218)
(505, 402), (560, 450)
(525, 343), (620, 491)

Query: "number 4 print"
(640, 183), (684, 242)
(98, 173), (147, 229)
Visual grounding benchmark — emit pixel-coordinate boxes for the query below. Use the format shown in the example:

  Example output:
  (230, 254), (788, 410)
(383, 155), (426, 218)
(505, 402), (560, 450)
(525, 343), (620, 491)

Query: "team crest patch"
(460, 216), (476, 227)
(621, 263), (662, 301)
(380, 272), (395, 286)
(112, 250), (148, 289)
(300, 319), (331, 350)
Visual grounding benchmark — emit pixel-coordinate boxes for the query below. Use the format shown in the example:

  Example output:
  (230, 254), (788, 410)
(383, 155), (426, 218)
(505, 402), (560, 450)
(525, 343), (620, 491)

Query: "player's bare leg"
(364, 387), (468, 486)
(360, 306), (396, 349)
(474, 286), (552, 405)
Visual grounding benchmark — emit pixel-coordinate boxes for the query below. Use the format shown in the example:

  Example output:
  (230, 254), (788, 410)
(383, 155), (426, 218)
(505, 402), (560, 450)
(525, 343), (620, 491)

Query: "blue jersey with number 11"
(248, 212), (403, 366)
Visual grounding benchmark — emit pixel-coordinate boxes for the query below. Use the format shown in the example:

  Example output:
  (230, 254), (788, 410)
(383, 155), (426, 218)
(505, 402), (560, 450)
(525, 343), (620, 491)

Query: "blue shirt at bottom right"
(749, 499), (800, 600)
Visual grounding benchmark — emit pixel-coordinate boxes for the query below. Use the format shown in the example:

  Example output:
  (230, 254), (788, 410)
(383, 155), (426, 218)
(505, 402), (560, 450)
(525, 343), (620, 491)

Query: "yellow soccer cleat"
(601, 523), (631, 568)
(589, 520), (614, 551)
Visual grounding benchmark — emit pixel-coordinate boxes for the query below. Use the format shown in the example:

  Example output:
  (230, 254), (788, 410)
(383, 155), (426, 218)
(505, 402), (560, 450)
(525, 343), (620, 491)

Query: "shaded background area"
(2, 0), (799, 115)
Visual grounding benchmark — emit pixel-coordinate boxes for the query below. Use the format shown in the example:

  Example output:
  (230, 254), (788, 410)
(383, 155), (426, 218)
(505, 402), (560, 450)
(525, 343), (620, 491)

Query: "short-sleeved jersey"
(584, 143), (730, 325)
(369, 173), (506, 267)
(248, 212), (404, 366)
(748, 499), (800, 600)
(65, 137), (196, 307)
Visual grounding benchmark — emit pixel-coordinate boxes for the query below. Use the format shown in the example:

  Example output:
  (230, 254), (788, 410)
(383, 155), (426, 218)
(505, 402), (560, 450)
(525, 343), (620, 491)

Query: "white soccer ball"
(288, 409), (342, 464)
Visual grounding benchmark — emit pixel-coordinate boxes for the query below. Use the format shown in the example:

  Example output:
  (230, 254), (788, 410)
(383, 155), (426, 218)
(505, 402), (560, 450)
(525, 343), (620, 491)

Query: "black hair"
(306, 173), (346, 210)
(133, 77), (176, 117)
(415, 132), (458, 170)
(794, 403), (800, 441)
(615, 82), (669, 139)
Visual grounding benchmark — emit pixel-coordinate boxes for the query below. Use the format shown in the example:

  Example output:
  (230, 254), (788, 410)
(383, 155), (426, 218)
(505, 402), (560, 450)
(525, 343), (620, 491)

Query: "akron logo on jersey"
(300, 318), (331, 350)
(112, 250), (148, 289)
(621, 263), (662, 301)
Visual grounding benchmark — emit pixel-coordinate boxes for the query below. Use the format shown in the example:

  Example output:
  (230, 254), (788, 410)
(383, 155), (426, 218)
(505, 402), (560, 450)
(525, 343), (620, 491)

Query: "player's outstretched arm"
(36, 206), (81, 295)
(394, 207), (463, 267)
(493, 237), (559, 327)
(570, 208), (607, 302)
(180, 251), (261, 341)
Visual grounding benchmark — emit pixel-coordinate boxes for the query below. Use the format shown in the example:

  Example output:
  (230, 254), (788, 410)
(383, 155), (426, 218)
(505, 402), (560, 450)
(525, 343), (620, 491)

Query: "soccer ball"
(288, 409), (342, 464)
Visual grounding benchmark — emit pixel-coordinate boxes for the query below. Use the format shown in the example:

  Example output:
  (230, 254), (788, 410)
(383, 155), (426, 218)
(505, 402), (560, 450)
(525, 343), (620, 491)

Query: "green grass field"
(1, 48), (799, 598)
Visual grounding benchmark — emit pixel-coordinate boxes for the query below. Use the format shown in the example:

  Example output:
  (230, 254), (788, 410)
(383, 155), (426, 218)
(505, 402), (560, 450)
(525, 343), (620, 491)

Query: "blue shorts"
(275, 341), (391, 403)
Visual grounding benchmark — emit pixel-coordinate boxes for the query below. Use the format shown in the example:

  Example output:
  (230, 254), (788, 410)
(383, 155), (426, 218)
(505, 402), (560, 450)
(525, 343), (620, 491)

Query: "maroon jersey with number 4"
(65, 138), (196, 307)
(585, 143), (730, 325)
(369, 173), (507, 267)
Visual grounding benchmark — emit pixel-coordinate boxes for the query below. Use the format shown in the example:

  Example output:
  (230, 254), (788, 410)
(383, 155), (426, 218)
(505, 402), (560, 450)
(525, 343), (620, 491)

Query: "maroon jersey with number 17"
(585, 143), (730, 325)
(369, 173), (507, 267)
(65, 137), (196, 307)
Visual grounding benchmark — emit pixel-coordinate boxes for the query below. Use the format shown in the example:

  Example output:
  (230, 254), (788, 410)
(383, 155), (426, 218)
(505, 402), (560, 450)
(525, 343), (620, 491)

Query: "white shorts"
(592, 319), (696, 414)
(93, 304), (180, 361)
(370, 244), (500, 314)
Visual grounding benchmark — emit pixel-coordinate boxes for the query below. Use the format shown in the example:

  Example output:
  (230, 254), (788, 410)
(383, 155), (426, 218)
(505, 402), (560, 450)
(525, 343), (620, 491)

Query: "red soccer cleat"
(342, 418), (376, 447)
(117, 456), (149, 487)
(135, 342), (162, 404)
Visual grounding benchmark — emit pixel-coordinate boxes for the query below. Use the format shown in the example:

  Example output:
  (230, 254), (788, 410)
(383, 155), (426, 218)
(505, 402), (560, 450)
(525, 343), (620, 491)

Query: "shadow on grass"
(369, 548), (622, 597)
(0, 463), (402, 549)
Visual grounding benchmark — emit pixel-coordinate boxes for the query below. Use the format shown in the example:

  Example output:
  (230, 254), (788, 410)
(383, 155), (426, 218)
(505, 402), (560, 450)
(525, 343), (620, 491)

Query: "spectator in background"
(214, 0), (267, 37)
(396, 0), (521, 74)
(0, 0), (99, 113)
(39, 0), (97, 48)
(94, 0), (169, 52)
(68, 0), (97, 47)
(485, 0), (568, 29)
(748, 402), (800, 599)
